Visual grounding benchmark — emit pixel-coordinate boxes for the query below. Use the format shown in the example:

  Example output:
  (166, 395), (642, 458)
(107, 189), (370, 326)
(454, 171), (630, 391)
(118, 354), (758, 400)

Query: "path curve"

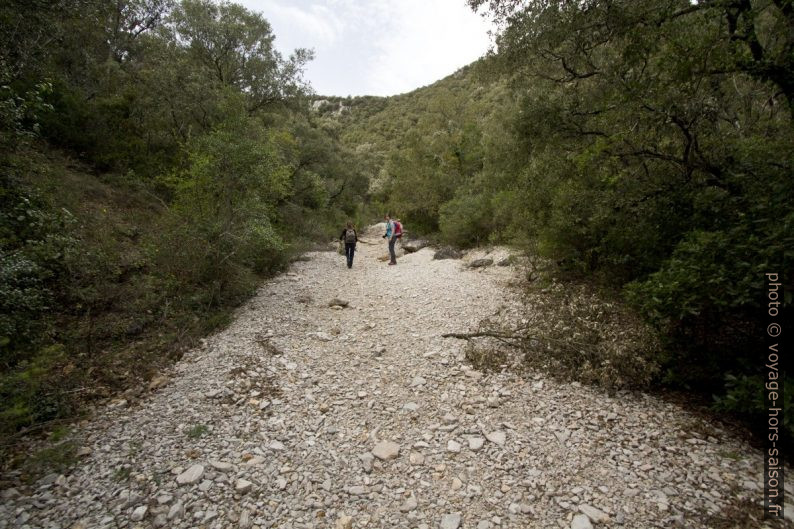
(0, 225), (783, 529)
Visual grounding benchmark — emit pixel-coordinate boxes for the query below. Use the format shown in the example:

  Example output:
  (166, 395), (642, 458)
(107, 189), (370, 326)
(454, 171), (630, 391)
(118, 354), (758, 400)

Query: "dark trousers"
(388, 237), (397, 263)
(345, 243), (355, 268)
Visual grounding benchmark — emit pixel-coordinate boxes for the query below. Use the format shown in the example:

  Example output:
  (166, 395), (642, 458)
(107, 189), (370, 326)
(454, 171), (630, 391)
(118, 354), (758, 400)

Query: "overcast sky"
(236, 0), (494, 97)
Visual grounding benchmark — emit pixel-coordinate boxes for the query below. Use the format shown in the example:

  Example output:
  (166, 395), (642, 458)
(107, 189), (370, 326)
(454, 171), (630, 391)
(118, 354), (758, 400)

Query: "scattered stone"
(372, 440), (401, 460)
(268, 440), (285, 450)
(167, 502), (185, 521)
(447, 440), (462, 453)
(176, 464), (204, 485)
(328, 298), (349, 308)
(210, 460), (233, 472)
(347, 485), (367, 495)
(468, 437), (485, 451)
(156, 494), (173, 505)
(244, 456), (265, 466)
(485, 430), (506, 446)
(239, 510), (251, 529)
(401, 492), (419, 512)
(235, 479), (253, 494)
(359, 452), (375, 472)
(440, 513), (462, 529)
(131, 506), (148, 522)
(409, 451), (425, 465)
(1, 488), (21, 501)
(410, 376), (427, 387)
(335, 515), (353, 529)
(579, 504), (609, 524)
(571, 514), (594, 529)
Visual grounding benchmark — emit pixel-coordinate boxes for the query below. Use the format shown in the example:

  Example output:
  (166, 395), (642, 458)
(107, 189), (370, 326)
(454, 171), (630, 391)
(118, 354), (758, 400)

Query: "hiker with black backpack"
(339, 221), (358, 269)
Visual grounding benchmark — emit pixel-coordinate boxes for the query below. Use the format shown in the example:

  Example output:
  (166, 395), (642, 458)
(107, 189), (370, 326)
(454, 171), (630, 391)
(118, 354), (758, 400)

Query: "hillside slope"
(311, 60), (512, 205)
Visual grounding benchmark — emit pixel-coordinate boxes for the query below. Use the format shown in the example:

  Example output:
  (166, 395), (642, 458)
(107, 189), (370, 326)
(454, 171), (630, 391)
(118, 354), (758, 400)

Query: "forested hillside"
(0, 0), (368, 440)
(320, 0), (793, 439)
(1, 0), (791, 453)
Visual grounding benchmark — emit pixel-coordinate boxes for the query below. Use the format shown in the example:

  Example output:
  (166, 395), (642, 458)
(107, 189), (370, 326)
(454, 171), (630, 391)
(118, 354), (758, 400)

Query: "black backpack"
(344, 228), (356, 243)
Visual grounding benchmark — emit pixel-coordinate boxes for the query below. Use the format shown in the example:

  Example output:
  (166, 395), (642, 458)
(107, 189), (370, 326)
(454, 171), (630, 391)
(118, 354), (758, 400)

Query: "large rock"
(433, 247), (463, 260)
(468, 258), (493, 268)
(402, 239), (428, 253)
(176, 464), (204, 485)
(372, 440), (401, 460)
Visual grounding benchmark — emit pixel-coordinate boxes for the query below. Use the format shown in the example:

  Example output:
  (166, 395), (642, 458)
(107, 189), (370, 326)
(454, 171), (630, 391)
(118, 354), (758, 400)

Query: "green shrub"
(439, 192), (492, 247)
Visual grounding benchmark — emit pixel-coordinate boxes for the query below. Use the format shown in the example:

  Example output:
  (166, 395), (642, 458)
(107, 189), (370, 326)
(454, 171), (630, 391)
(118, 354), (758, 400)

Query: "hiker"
(339, 221), (358, 268)
(382, 214), (403, 265)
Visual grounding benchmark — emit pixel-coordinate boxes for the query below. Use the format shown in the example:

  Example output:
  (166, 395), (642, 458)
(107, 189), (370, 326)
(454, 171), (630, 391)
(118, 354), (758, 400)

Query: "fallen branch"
(442, 330), (523, 349)
(443, 329), (595, 351)
(442, 331), (514, 340)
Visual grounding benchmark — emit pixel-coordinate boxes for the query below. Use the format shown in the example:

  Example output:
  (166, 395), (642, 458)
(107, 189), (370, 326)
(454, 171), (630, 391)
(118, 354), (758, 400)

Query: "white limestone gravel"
(0, 224), (786, 529)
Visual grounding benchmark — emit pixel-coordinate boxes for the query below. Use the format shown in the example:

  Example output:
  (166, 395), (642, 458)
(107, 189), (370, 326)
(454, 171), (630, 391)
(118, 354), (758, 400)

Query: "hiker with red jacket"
(339, 221), (358, 269)
(382, 214), (402, 265)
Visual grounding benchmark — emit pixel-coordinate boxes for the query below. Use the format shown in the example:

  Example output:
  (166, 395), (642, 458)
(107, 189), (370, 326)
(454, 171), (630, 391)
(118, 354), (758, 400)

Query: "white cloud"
(366, 0), (492, 95)
(242, 0), (346, 47)
(236, 0), (493, 96)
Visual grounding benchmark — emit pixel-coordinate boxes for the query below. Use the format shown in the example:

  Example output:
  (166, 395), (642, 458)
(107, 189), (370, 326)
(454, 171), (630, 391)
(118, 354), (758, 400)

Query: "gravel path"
(0, 225), (788, 529)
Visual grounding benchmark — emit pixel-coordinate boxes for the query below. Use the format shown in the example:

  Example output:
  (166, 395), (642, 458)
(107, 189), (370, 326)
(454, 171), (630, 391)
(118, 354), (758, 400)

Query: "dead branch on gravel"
(444, 280), (662, 390)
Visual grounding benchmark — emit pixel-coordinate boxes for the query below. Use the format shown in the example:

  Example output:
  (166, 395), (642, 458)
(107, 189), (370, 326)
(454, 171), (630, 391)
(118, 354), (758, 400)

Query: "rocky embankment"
(0, 225), (788, 529)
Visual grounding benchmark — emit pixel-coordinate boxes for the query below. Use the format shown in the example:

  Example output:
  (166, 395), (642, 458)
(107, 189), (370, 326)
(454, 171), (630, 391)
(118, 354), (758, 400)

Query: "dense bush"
(438, 192), (492, 247)
(0, 0), (369, 443)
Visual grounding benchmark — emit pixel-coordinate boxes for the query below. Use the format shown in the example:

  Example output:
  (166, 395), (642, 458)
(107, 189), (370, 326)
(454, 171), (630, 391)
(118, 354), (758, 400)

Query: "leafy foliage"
(0, 0), (368, 443)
